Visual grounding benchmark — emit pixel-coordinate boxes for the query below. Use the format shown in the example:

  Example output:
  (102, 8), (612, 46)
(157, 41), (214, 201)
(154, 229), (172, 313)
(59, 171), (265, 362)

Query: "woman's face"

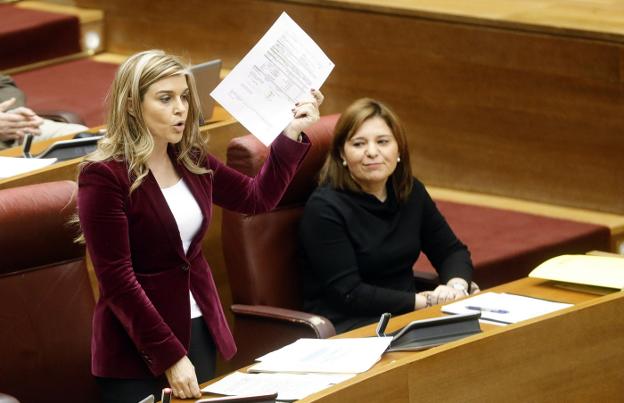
(140, 74), (189, 147)
(341, 116), (399, 191)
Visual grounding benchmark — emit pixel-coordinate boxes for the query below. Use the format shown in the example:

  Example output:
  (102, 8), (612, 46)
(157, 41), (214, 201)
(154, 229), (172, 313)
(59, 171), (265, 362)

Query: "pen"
(161, 388), (172, 403)
(466, 306), (509, 314)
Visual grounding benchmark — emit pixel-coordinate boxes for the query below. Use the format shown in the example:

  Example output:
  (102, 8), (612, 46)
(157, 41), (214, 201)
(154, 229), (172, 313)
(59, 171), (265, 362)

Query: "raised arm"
(212, 89), (323, 213)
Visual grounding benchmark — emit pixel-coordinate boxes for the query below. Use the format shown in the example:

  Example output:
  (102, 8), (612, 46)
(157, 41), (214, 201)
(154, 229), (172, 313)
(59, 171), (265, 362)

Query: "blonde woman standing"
(76, 50), (322, 402)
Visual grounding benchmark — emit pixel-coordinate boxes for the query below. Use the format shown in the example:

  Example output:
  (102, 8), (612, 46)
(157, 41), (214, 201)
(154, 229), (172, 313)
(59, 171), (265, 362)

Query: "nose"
(365, 142), (378, 157)
(173, 96), (187, 115)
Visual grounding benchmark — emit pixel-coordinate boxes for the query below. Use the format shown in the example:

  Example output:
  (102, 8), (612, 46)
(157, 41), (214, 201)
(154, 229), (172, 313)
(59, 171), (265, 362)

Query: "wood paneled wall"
(57, 0), (624, 214)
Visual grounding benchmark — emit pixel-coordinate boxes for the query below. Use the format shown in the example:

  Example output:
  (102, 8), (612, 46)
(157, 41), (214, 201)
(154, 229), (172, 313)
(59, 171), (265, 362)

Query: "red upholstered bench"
(414, 200), (611, 289)
(13, 58), (119, 127)
(0, 3), (81, 69)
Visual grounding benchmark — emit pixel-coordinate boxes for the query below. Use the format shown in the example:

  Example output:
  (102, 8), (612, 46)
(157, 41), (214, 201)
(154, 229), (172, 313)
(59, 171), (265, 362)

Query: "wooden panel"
(60, 0), (624, 214)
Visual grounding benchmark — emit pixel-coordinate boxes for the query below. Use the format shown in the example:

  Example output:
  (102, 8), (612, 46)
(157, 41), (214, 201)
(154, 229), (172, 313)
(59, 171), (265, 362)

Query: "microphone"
(22, 133), (33, 158)
(376, 312), (391, 337)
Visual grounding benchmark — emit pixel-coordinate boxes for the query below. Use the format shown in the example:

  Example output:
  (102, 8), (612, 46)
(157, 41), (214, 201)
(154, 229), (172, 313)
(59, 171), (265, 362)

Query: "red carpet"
(0, 4), (81, 69)
(13, 58), (119, 127)
(414, 200), (610, 288)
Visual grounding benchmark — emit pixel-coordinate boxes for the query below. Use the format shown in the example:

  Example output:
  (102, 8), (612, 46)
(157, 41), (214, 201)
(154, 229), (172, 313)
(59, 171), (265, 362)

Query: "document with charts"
(442, 292), (573, 325)
(210, 12), (334, 146)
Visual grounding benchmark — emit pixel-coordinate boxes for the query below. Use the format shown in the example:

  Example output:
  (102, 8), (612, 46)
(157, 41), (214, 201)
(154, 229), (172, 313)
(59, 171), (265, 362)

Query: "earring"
(342, 160), (347, 167)
(397, 157), (401, 163)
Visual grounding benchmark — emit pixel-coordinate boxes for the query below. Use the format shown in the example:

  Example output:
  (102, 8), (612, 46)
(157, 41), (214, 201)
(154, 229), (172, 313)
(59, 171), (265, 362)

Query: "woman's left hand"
(426, 285), (464, 305)
(283, 89), (324, 140)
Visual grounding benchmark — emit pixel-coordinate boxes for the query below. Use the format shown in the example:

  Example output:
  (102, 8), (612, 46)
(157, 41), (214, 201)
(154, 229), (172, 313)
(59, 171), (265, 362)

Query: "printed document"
(202, 372), (354, 401)
(211, 12), (334, 145)
(249, 337), (392, 374)
(0, 156), (57, 178)
(442, 292), (572, 325)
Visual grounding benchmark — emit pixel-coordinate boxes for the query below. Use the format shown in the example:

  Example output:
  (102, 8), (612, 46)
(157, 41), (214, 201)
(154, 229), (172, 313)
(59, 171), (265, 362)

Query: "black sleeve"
(300, 194), (415, 317)
(419, 186), (473, 283)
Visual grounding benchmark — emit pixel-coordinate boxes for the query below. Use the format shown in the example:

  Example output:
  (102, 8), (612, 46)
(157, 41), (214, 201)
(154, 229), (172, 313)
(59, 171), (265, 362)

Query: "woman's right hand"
(282, 89), (324, 140)
(164, 356), (201, 399)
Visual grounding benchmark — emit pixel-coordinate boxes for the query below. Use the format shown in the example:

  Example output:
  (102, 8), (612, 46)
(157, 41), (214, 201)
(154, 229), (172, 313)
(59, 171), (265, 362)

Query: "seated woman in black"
(299, 98), (479, 333)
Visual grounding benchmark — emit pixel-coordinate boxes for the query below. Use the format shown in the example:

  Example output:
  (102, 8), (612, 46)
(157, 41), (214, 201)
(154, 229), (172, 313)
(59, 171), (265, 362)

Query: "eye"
(352, 141), (364, 147)
(159, 95), (171, 103)
(181, 92), (190, 102)
(378, 139), (389, 145)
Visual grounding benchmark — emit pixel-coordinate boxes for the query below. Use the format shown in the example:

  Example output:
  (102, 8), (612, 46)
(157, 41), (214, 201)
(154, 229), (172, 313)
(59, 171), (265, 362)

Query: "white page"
(211, 12), (334, 146)
(202, 372), (354, 401)
(441, 292), (573, 325)
(0, 156), (57, 178)
(249, 337), (392, 374)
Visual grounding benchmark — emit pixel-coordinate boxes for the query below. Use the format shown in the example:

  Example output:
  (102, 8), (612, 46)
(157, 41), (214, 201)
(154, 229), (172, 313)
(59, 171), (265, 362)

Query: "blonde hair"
(320, 98), (413, 203)
(82, 49), (210, 192)
(73, 50), (211, 243)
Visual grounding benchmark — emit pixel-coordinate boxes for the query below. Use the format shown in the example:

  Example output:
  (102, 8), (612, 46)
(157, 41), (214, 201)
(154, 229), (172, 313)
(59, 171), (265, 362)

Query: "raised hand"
(283, 89), (324, 140)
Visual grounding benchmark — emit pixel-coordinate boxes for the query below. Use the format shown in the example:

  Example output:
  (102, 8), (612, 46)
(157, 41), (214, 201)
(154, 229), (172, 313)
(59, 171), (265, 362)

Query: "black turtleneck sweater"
(299, 178), (473, 333)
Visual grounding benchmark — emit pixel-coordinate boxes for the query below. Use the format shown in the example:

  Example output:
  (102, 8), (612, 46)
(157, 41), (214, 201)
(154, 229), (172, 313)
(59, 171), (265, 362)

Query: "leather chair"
(222, 115), (339, 368)
(0, 181), (99, 403)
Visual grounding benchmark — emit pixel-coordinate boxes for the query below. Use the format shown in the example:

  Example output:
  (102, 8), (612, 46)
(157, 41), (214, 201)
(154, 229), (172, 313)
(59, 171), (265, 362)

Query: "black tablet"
(36, 135), (102, 161)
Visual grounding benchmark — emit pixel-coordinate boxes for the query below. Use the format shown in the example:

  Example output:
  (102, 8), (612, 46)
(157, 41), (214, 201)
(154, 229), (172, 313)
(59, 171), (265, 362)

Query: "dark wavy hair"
(319, 98), (413, 203)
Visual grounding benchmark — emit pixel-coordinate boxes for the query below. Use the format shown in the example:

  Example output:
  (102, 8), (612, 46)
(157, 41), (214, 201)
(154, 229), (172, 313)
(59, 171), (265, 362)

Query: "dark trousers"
(96, 317), (217, 403)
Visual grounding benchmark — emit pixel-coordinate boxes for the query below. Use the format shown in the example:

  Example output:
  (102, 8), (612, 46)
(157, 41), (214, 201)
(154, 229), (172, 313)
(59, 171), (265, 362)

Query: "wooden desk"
(193, 278), (623, 402)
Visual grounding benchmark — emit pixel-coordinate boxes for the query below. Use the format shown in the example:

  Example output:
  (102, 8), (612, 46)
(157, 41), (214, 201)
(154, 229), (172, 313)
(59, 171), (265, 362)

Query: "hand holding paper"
(283, 88), (324, 140)
(211, 12), (334, 145)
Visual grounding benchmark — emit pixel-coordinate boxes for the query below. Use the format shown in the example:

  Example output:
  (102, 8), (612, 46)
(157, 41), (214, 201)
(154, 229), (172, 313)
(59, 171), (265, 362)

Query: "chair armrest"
(35, 109), (86, 125)
(231, 304), (336, 339)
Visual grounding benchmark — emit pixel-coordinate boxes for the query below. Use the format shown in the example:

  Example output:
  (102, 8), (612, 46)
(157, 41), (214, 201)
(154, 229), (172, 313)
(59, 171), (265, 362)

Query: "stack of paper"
(202, 338), (391, 401)
(202, 372), (354, 402)
(442, 292), (572, 325)
(249, 337), (392, 374)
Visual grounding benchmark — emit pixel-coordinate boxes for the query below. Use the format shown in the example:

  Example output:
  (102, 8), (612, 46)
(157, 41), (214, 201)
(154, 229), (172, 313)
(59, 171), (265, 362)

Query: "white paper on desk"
(202, 371), (354, 401)
(442, 292), (572, 325)
(249, 337), (392, 374)
(0, 156), (57, 178)
(210, 12), (334, 146)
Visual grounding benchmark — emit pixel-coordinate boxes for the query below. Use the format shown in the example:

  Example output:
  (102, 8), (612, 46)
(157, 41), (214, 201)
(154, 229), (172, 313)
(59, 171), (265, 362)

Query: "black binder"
(376, 312), (482, 352)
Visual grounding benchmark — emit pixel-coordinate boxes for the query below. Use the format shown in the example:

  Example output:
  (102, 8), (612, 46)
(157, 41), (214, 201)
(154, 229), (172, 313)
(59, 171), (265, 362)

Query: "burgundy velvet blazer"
(77, 133), (310, 378)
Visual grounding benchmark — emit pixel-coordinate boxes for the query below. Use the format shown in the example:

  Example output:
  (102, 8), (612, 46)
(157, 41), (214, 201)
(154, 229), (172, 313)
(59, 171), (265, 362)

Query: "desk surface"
(191, 277), (623, 402)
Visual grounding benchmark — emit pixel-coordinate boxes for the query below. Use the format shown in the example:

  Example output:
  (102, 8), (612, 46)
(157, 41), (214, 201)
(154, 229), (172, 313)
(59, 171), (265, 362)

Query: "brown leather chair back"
(222, 115), (339, 309)
(0, 181), (98, 403)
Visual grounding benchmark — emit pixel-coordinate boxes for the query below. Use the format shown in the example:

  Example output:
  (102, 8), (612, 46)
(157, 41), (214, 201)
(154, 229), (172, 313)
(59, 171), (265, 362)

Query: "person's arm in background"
(0, 98), (43, 147)
(0, 75), (26, 108)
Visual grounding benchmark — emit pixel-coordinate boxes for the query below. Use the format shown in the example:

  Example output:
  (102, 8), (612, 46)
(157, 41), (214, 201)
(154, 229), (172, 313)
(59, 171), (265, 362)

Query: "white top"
(161, 179), (204, 319)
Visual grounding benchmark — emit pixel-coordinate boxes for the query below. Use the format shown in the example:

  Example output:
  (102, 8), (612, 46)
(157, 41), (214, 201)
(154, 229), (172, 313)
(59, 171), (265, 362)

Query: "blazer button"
(181, 264), (190, 272)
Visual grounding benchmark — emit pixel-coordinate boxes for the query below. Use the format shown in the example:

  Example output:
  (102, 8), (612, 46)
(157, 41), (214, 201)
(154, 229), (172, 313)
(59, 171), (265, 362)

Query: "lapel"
(173, 150), (211, 256)
(138, 146), (211, 261)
